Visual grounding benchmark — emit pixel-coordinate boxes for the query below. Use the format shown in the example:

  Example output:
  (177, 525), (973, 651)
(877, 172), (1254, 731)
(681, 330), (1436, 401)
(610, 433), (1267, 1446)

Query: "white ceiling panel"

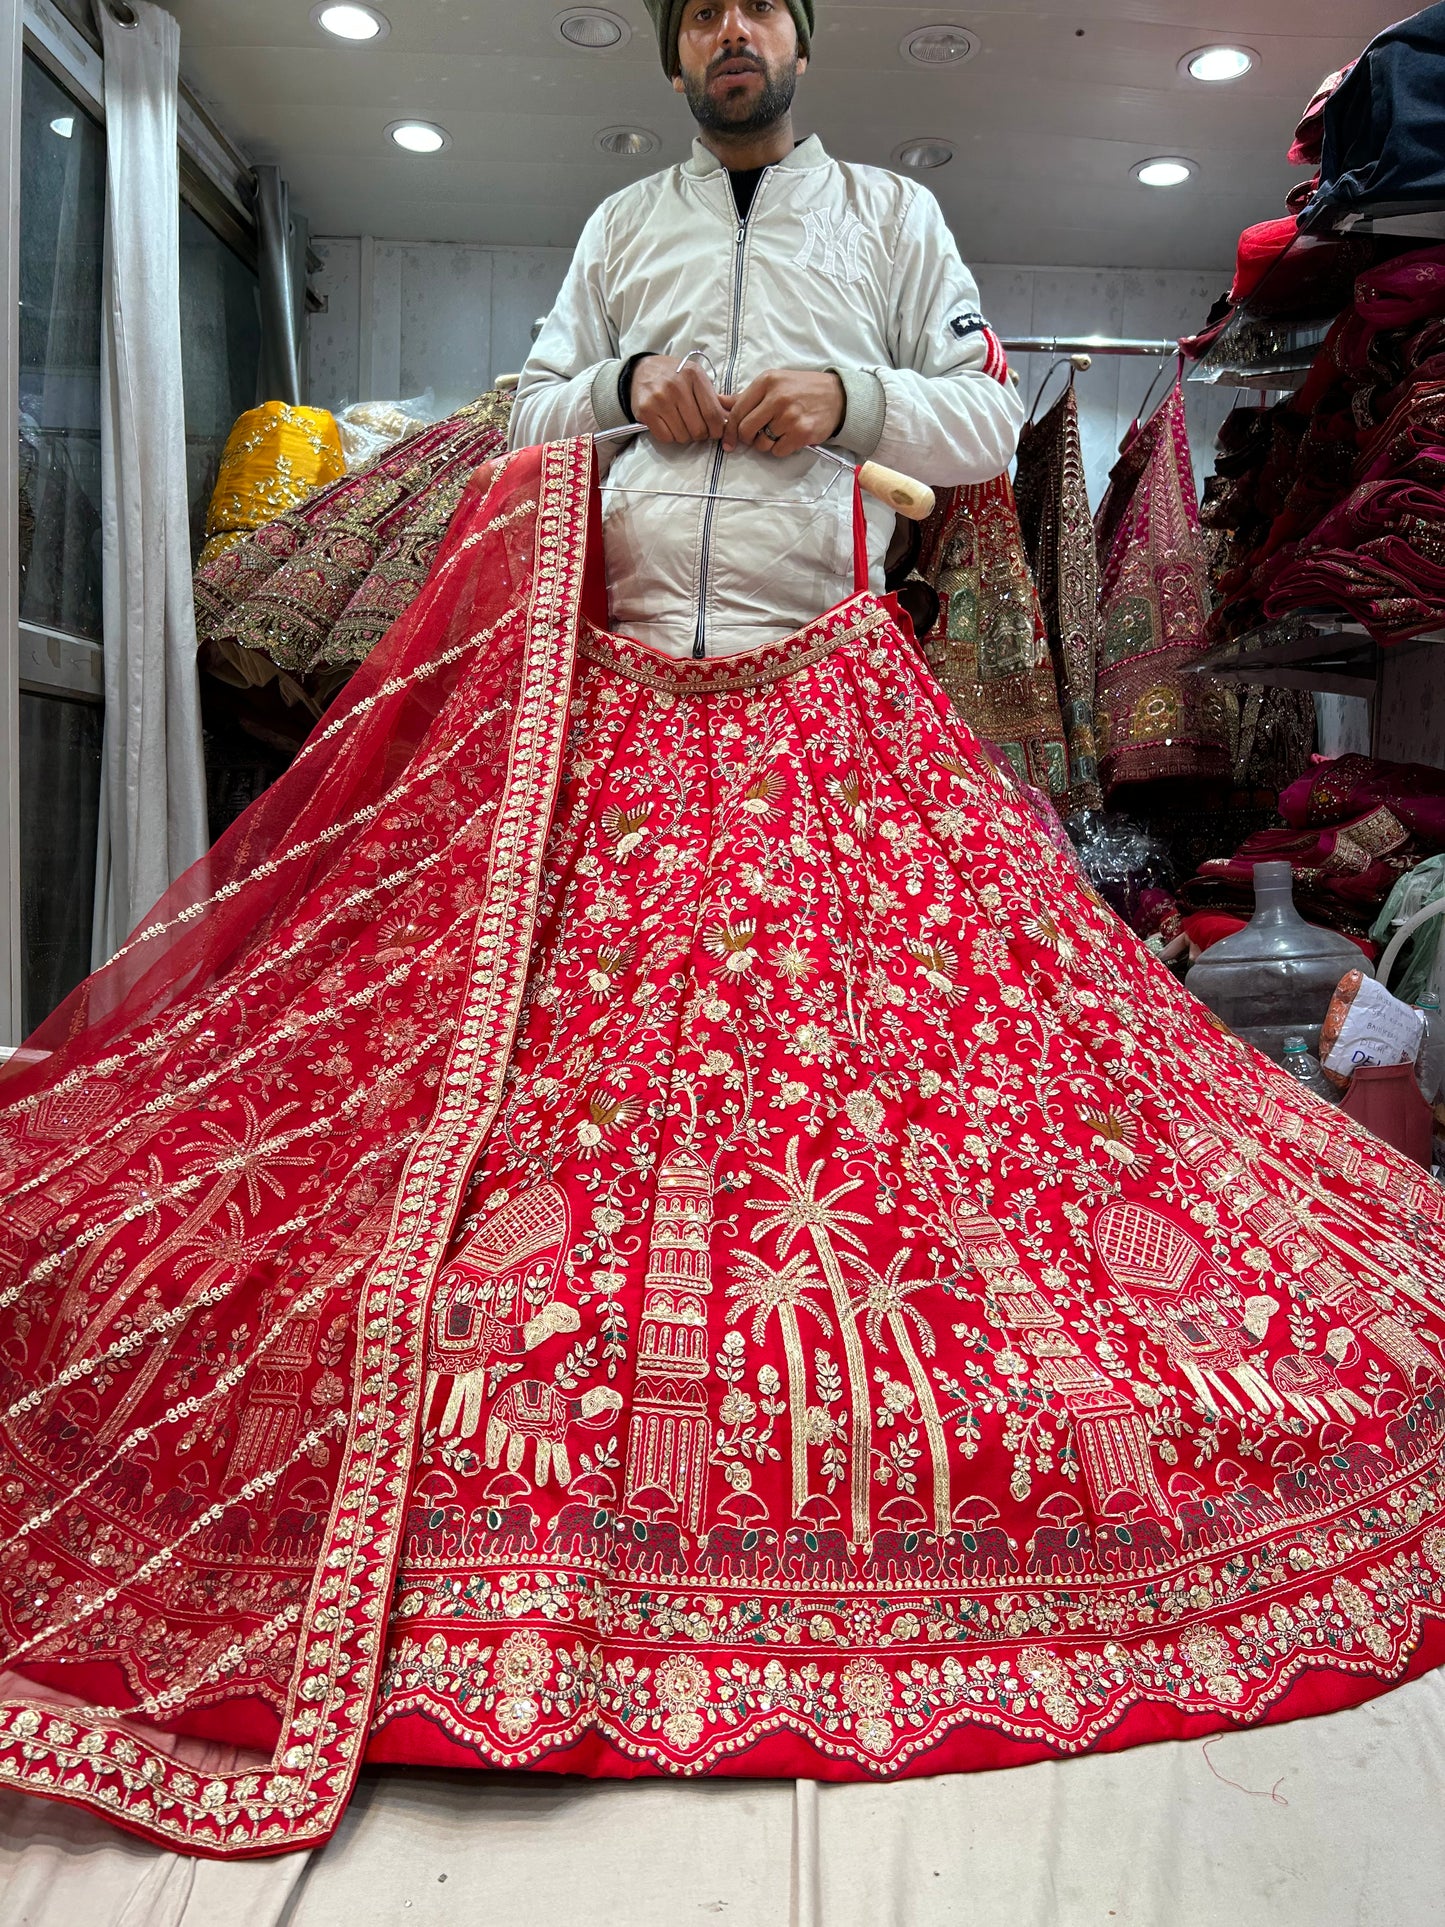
(167, 0), (1401, 270)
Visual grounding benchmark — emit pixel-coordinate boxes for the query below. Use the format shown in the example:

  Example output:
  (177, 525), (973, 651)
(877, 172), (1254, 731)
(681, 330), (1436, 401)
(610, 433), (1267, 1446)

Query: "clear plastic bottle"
(1280, 1034), (1334, 1100)
(1414, 993), (1445, 1104)
(1415, 994), (1445, 1174)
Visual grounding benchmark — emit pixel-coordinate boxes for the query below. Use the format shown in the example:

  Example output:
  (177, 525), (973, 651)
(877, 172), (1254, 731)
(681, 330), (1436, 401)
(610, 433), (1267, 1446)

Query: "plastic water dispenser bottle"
(1185, 860), (1368, 1060)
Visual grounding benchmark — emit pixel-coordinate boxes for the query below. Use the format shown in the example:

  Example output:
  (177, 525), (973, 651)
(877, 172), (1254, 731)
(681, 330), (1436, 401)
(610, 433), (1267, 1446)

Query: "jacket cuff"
(589, 359), (630, 432)
(828, 366), (886, 459)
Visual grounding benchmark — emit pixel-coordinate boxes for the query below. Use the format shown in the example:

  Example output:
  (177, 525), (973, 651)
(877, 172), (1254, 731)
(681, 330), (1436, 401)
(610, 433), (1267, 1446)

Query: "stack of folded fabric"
(1278, 750), (1445, 843)
(1180, 753), (1445, 945)
(194, 388), (513, 694)
(1185, 26), (1445, 652)
(1204, 246), (1445, 649)
(1259, 368), (1445, 642)
(1180, 810), (1416, 941)
(1300, 3), (1445, 234)
(1179, 56), (1368, 374)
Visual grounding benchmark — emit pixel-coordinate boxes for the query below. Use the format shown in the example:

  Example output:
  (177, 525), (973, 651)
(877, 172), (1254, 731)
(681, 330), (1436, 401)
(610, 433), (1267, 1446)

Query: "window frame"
(1, 0), (24, 1043)
(1, 0), (269, 1043)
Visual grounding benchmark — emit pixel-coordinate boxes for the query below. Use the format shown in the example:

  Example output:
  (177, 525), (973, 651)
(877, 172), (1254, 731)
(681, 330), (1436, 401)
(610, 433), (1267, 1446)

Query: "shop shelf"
(1183, 204), (1445, 390)
(1190, 613), (1445, 697)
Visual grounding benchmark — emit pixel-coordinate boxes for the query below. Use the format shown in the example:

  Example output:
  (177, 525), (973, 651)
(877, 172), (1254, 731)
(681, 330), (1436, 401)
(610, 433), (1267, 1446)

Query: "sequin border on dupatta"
(0, 437), (592, 1855)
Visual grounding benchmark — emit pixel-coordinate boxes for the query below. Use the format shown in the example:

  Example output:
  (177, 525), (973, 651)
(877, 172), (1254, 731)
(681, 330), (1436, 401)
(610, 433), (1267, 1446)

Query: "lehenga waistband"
(578, 594), (893, 696)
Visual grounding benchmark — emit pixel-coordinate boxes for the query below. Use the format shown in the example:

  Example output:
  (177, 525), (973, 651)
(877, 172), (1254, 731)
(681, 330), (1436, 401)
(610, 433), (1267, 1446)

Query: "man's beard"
(682, 53), (797, 136)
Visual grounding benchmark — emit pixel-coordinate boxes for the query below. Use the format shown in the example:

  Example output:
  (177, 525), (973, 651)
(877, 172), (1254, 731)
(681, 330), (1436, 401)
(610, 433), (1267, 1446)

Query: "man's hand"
(724, 370), (846, 457)
(629, 354), (730, 444)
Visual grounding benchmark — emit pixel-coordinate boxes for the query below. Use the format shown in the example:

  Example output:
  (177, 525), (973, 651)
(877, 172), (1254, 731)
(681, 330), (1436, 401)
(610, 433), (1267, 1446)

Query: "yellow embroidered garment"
(199, 401), (346, 567)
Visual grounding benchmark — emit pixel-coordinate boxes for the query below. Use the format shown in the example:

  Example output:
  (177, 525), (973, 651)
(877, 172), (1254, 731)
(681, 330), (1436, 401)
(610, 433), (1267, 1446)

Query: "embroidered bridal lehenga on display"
(5, 438), (1445, 1857)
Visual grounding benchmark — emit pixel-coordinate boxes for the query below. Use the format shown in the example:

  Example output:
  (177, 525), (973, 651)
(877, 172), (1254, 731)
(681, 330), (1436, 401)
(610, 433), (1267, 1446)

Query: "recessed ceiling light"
(49, 115), (74, 138)
(596, 126), (659, 156)
(1134, 156), (1196, 187)
(900, 25), (979, 66)
(556, 8), (630, 49)
(313, 3), (389, 42)
(386, 119), (450, 154)
(894, 139), (954, 170)
(1181, 44), (1255, 82)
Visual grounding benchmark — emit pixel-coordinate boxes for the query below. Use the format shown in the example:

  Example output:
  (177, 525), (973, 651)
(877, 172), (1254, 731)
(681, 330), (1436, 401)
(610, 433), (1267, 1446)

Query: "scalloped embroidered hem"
(364, 1608), (1445, 1783)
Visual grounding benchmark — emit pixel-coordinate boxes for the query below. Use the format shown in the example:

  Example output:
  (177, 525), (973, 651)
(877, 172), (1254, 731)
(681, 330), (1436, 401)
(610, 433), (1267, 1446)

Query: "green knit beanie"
(644, 0), (814, 76)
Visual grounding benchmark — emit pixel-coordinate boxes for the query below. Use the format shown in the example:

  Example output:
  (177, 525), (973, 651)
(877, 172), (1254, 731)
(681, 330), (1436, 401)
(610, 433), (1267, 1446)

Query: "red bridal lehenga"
(5, 438), (1445, 1857)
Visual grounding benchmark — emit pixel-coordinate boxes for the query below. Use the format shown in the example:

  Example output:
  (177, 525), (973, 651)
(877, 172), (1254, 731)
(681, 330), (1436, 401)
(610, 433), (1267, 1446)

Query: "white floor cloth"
(2, 1670), (1443, 1925)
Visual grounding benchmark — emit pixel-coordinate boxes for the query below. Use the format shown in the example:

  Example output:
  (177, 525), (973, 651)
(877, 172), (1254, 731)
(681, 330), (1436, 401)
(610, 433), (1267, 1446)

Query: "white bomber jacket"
(510, 134), (1023, 660)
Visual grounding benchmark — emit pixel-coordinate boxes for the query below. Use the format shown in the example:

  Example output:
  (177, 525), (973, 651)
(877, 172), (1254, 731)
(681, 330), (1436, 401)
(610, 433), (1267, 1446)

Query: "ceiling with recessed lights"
(164, 1), (1397, 270)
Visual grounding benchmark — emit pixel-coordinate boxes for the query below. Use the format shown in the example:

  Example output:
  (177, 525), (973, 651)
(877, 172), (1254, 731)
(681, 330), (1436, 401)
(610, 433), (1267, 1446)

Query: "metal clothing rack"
(999, 335), (1180, 359)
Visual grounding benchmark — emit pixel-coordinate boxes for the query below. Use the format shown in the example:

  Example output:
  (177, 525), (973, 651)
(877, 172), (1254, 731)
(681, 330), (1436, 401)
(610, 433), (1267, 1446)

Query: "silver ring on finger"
(762, 425), (783, 442)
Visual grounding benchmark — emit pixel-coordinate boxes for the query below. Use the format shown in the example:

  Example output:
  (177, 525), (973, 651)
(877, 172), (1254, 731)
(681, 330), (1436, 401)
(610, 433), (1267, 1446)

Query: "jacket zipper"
(693, 166), (771, 659)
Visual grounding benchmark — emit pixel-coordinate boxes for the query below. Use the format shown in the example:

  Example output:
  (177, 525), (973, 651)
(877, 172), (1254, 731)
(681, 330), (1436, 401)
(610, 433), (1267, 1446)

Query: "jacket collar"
(684, 132), (829, 177)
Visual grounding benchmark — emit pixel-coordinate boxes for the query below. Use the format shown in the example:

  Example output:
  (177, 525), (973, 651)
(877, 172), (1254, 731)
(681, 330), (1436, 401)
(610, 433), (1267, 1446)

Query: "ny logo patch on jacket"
(792, 209), (867, 284)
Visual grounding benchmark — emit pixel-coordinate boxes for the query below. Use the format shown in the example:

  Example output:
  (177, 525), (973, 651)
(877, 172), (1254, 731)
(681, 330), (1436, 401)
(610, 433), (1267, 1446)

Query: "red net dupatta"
(0, 440), (600, 1854)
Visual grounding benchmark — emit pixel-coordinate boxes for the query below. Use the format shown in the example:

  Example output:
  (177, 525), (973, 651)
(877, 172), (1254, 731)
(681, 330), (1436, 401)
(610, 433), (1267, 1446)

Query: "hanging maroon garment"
(1015, 382), (1105, 812)
(5, 441), (1445, 1856)
(910, 472), (1069, 798)
(1094, 383), (1231, 790)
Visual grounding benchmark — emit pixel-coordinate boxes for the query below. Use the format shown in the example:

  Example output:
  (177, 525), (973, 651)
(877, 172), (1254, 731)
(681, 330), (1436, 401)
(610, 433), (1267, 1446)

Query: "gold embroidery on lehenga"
(625, 1148), (715, 1532)
(12, 437), (1445, 1844)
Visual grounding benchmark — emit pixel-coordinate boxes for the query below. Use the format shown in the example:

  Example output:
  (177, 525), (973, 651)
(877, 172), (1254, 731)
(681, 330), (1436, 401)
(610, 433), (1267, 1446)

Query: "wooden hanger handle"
(856, 460), (935, 522)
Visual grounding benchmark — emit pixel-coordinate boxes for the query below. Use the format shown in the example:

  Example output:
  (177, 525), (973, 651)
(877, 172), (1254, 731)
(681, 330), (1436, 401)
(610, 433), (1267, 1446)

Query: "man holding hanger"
(509, 0), (1021, 660)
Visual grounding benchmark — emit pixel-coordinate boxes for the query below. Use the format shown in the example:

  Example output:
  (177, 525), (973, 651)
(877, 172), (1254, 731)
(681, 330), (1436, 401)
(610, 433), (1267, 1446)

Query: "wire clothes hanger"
(1027, 353), (1091, 424)
(594, 352), (937, 521)
(1131, 348), (1186, 427)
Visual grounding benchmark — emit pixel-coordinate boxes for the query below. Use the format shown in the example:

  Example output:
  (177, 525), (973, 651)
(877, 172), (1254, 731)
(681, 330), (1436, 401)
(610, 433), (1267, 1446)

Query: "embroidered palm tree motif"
(851, 1250), (951, 1537)
(748, 1138), (872, 1540)
(726, 1248), (835, 1514)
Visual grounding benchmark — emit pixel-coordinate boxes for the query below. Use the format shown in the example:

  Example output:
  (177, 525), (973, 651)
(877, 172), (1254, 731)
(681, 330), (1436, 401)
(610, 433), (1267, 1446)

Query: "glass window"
(18, 692), (101, 1033)
(179, 202), (261, 557)
(18, 55), (105, 642)
(14, 60), (263, 1029)
(17, 55), (106, 1031)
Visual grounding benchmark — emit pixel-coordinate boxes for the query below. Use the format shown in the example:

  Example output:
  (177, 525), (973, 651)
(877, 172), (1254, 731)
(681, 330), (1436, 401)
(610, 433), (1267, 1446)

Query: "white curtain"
(91, 0), (207, 967)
